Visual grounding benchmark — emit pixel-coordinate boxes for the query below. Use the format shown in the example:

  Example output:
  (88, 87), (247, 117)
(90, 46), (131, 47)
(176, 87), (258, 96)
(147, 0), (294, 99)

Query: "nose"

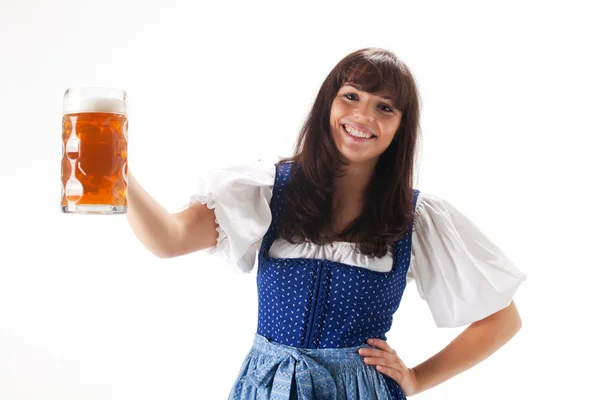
(353, 101), (375, 122)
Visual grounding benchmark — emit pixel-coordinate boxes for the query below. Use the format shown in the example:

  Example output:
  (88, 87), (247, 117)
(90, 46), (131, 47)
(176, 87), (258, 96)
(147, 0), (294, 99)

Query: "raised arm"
(126, 171), (218, 258)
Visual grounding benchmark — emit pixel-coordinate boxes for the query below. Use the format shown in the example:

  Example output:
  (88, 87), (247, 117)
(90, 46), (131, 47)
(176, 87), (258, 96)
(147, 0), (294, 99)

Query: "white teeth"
(344, 125), (373, 139)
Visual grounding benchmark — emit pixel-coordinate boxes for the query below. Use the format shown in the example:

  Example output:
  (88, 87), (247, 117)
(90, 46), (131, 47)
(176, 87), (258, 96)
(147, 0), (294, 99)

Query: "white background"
(1, 0), (598, 399)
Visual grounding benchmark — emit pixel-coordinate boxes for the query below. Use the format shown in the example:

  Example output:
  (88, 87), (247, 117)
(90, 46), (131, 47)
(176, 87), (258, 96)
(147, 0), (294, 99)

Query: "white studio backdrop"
(0, 0), (598, 399)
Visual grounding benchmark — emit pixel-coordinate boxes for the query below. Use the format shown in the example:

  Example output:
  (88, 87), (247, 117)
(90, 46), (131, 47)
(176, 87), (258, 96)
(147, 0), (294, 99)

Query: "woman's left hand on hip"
(359, 338), (419, 396)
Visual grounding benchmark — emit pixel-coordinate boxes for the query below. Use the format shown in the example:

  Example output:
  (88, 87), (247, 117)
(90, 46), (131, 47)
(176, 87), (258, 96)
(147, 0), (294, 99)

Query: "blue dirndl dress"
(228, 162), (420, 400)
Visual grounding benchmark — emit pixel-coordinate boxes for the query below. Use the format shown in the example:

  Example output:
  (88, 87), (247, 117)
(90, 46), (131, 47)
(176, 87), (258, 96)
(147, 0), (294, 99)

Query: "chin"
(338, 151), (379, 166)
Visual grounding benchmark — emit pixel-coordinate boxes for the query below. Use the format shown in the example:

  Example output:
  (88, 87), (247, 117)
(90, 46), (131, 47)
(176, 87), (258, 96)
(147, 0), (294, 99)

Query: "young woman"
(125, 47), (526, 399)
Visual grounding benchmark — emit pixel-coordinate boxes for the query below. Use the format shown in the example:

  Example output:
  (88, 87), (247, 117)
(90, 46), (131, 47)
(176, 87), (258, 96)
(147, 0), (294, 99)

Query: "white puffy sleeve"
(180, 158), (276, 273)
(406, 192), (527, 328)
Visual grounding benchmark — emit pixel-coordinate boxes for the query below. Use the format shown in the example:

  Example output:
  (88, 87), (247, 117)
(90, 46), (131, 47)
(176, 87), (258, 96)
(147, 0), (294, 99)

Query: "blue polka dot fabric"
(228, 162), (420, 399)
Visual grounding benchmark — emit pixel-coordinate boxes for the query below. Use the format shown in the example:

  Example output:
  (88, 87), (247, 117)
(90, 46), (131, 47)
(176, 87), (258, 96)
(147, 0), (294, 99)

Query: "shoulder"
(413, 191), (442, 218)
(204, 156), (280, 188)
(414, 190), (441, 206)
(409, 190), (527, 327)
(412, 191), (479, 237)
(228, 156), (280, 175)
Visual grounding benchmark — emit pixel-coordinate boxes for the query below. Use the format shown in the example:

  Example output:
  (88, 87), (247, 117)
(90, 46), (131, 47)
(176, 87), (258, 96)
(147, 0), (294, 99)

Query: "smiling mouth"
(343, 124), (376, 140)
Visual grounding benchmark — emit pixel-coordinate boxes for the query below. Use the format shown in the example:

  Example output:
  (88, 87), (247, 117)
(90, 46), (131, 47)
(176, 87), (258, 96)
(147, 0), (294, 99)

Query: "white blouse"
(182, 158), (526, 328)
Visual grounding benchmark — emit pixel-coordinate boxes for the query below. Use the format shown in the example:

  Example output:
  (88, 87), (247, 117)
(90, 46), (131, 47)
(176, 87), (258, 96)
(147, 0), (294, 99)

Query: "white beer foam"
(63, 88), (127, 115)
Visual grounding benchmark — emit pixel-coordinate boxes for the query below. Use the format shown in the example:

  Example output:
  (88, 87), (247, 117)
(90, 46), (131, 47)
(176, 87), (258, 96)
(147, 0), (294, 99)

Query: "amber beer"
(61, 88), (128, 214)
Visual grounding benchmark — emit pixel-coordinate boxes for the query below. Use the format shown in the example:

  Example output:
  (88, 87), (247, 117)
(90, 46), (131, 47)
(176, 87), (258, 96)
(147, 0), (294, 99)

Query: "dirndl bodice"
(229, 161), (420, 399)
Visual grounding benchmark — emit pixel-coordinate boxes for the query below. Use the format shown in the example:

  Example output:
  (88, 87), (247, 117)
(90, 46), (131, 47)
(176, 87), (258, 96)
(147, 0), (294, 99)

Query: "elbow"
(152, 245), (178, 259)
(504, 317), (522, 344)
(482, 301), (522, 338)
(153, 230), (183, 259)
(153, 250), (172, 259)
(512, 313), (522, 336)
(512, 300), (522, 332)
(506, 302), (522, 338)
(155, 251), (173, 259)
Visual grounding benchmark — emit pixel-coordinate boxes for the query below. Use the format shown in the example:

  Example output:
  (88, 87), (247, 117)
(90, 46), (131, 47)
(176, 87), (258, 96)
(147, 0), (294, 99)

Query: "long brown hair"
(278, 47), (422, 257)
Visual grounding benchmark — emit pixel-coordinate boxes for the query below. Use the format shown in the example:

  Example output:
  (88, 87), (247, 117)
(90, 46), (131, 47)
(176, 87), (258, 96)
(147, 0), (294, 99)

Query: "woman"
(125, 47), (526, 399)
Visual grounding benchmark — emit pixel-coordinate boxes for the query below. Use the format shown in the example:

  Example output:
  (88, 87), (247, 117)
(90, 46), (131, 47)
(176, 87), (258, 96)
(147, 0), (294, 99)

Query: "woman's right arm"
(126, 171), (218, 258)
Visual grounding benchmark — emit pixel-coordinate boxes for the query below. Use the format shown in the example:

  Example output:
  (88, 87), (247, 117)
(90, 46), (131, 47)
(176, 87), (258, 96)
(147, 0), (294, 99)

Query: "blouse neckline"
(261, 236), (400, 277)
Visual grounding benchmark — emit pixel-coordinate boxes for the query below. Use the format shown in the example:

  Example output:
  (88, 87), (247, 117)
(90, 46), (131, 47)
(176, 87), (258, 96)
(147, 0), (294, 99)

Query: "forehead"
(340, 82), (393, 102)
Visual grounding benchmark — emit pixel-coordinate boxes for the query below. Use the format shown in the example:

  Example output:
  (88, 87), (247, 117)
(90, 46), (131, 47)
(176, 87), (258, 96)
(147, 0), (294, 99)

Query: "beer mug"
(61, 87), (128, 214)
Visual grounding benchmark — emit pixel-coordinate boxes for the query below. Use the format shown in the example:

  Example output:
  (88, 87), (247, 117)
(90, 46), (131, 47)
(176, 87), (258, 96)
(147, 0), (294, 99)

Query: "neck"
(333, 159), (377, 207)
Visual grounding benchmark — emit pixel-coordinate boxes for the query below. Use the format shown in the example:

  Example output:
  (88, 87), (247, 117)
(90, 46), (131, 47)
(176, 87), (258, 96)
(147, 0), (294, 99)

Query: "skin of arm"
(412, 300), (522, 395)
(362, 301), (522, 396)
(126, 170), (218, 258)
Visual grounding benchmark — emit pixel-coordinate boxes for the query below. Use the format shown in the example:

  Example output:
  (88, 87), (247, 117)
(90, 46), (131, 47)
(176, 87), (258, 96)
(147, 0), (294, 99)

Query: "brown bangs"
(338, 53), (410, 112)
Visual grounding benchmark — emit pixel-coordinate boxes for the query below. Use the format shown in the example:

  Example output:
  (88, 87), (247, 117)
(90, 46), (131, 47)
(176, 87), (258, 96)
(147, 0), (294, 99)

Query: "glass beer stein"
(61, 88), (128, 214)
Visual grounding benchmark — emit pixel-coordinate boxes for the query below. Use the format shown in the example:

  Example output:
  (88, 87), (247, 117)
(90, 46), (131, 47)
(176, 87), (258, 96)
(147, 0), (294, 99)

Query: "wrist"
(410, 366), (424, 396)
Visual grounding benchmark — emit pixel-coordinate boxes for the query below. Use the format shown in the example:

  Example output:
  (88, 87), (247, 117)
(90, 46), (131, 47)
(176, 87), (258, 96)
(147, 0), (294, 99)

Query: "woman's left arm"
(412, 300), (522, 395)
(362, 300), (522, 396)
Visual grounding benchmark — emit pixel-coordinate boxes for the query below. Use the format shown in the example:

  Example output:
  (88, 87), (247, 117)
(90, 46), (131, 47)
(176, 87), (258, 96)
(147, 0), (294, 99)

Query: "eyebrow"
(342, 83), (393, 102)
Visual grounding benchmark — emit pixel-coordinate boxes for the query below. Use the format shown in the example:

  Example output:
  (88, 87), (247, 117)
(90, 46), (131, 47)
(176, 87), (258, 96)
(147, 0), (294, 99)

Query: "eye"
(342, 93), (395, 113)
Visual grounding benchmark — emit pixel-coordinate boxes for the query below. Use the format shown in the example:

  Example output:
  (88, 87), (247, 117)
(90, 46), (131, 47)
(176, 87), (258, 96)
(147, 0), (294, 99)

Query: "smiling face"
(329, 82), (403, 169)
